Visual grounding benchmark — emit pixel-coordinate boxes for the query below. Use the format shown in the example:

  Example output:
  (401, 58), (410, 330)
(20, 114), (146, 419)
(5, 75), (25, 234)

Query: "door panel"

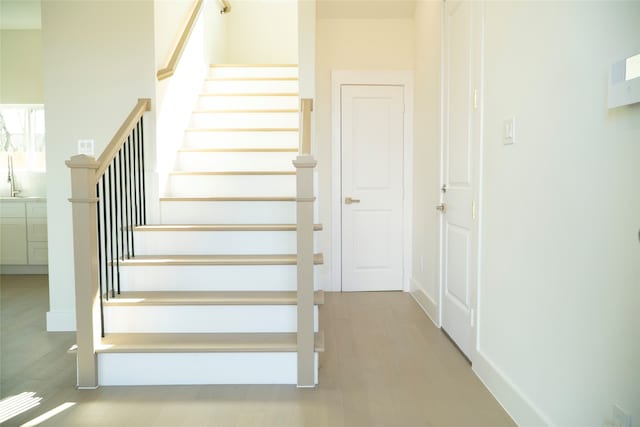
(441, 0), (482, 358)
(341, 85), (404, 292)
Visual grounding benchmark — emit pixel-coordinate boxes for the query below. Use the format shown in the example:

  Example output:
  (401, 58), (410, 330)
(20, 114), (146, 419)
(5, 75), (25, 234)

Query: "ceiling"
(1, 0), (41, 30)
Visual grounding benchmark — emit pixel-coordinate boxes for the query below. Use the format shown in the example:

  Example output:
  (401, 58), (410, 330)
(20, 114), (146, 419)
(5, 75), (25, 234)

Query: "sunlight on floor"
(0, 392), (42, 424)
(20, 402), (76, 427)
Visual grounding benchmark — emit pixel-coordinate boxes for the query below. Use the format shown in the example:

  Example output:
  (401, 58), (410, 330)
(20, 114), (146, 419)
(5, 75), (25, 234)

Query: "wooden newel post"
(294, 154), (317, 387)
(66, 154), (101, 388)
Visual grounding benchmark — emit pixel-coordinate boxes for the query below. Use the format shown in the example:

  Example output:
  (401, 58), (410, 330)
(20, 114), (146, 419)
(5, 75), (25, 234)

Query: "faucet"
(7, 154), (19, 197)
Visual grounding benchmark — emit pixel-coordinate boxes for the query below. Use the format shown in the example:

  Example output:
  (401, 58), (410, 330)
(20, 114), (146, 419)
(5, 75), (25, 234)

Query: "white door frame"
(330, 70), (414, 293)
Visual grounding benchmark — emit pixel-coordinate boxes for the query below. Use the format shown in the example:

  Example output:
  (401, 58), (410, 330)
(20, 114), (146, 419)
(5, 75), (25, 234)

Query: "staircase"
(80, 65), (324, 386)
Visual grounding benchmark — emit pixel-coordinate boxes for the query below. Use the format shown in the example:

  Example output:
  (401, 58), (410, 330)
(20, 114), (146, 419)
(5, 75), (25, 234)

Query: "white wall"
(315, 18), (415, 291)
(410, 1), (442, 323)
(474, 2), (640, 425)
(0, 30), (43, 104)
(153, 0), (228, 221)
(42, 0), (156, 331)
(225, 0), (298, 64)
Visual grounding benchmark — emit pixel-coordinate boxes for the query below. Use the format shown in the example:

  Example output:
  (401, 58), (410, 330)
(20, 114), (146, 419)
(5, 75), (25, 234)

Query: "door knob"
(436, 203), (447, 213)
(345, 197), (361, 205)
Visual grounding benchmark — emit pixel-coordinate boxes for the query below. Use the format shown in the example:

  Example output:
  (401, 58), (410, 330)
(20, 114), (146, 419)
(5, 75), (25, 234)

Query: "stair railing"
(67, 98), (151, 388)
(294, 98), (316, 387)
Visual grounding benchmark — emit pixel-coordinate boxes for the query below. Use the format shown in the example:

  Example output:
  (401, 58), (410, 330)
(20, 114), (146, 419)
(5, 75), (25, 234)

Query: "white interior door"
(341, 85), (404, 292)
(441, 0), (482, 358)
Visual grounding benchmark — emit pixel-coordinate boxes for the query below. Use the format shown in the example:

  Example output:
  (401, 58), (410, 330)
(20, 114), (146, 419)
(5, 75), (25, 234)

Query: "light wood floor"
(0, 275), (515, 427)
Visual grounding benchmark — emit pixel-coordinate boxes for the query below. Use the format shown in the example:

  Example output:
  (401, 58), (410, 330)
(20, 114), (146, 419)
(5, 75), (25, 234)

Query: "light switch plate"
(503, 117), (515, 145)
(78, 139), (95, 156)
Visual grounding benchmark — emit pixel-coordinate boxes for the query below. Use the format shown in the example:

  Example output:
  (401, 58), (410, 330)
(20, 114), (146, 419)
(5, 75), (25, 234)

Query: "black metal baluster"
(119, 149), (126, 264)
(140, 118), (146, 225)
(127, 135), (136, 256)
(102, 173), (109, 301)
(135, 122), (143, 225)
(132, 125), (139, 226)
(96, 181), (105, 337)
(108, 164), (116, 298)
(113, 155), (121, 295)
(123, 139), (130, 259)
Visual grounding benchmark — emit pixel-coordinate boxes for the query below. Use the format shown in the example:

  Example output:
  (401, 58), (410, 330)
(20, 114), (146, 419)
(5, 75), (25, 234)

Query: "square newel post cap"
(66, 154), (99, 170)
(293, 155), (317, 169)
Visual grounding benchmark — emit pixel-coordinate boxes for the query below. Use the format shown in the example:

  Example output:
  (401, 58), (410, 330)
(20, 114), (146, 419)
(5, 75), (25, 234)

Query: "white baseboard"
(409, 277), (439, 327)
(46, 310), (76, 331)
(473, 350), (551, 427)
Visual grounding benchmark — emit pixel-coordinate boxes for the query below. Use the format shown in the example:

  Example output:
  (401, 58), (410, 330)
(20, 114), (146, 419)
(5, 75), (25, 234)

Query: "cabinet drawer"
(27, 218), (48, 242)
(26, 202), (47, 219)
(28, 242), (48, 265)
(0, 203), (26, 218)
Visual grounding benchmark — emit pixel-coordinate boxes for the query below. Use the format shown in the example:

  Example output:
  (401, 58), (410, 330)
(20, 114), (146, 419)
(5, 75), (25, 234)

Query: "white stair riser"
(134, 230), (298, 255)
(176, 151), (296, 172)
(99, 353), (317, 385)
(160, 201), (297, 224)
(183, 131), (298, 149)
(203, 80), (298, 94)
(167, 174), (295, 197)
(190, 112), (298, 129)
(119, 265), (317, 291)
(209, 67), (298, 79)
(197, 95), (298, 110)
(104, 306), (319, 333)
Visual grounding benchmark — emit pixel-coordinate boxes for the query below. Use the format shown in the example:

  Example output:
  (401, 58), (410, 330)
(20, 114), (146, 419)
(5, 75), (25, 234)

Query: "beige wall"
(42, 0), (156, 331)
(476, 1), (640, 425)
(0, 30), (43, 104)
(410, 1), (442, 321)
(315, 18), (415, 290)
(225, 0), (298, 64)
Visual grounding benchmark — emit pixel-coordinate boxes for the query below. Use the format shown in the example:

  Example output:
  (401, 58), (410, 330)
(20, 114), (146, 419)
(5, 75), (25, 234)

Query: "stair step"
(104, 290), (324, 306)
(166, 173), (295, 197)
(117, 254), (324, 266)
(97, 331), (324, 353)
(134, 224), (322, 231)
(175, 150), (297, 172)
(206, 77), (298, 82)
(189, 111), (298, 128)
(203, 80), (299, 95)
(119, 264), (311, 292)
(191, 109), (298, 114)
(197, 94), (299, 110)
(183, 130), (298, 149)
(209, 65), (298, 79)
(178, 147), (297, 152)
(185, 127), (298, 132)
(159, 199), (299, 224)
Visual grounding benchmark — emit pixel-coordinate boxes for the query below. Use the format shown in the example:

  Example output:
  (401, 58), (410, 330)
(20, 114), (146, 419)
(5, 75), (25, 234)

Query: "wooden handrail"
(299, 99), (313, 155)
(219, 0), (231, 14)
(157, 0), (204, 81)
(95, 98), (151, 179)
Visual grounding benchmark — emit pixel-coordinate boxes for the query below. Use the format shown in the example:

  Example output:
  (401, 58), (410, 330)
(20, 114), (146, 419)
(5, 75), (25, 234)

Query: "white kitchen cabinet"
(0, 199), (48, 267)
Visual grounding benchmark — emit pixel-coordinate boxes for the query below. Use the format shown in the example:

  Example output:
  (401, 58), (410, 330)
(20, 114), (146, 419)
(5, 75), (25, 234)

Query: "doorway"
(331, 71), (413, 293)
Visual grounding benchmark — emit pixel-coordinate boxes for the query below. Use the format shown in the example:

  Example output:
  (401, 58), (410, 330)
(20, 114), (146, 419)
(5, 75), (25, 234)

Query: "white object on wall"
(608, 52), (640, 109)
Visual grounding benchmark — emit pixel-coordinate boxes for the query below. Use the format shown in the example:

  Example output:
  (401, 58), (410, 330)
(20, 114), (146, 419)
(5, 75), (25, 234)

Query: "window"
(0, 105), (46, 172)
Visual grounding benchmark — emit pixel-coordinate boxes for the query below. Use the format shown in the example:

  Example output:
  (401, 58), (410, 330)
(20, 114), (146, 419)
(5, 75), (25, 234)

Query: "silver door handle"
(345, 197), (361, 205)
(436, 203), (447, 213)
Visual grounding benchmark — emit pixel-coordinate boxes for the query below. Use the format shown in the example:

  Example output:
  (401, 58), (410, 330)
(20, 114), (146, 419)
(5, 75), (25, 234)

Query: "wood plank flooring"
(0, 275), (515, 426)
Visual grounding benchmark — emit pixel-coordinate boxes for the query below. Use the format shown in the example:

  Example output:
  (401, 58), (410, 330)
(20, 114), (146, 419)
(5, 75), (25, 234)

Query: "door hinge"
(473, 89), (478, 110)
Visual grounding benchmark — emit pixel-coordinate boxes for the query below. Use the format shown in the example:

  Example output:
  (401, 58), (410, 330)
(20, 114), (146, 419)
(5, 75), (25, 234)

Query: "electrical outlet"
(78, 139), (95, 156)
(613, 405), (632, 427)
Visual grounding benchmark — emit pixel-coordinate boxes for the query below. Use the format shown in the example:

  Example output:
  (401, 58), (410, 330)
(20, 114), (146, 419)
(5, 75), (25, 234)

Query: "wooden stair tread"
(97, 332), (324, 353)
(169, 171), (295, 176)
(178, 148), (298, 153)
(191, 109), (298, 114)
(206, 77), (298, 82)
(117, 254), (324, 266)
(185, 127), (298, 132)
(210, 64), (298, 68)
(133, 224), (323, 231)
(104, 290), (324, 306)
(198, 93), (298, 97)
(159, 196), (296, 202)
